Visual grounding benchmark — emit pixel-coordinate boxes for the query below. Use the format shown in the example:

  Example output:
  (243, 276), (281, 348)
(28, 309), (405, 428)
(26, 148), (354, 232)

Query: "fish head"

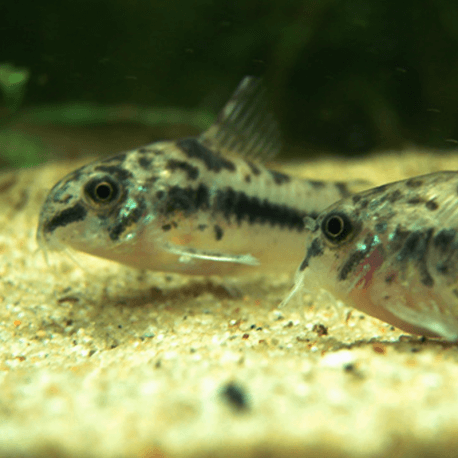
(296, 200), (371, 298)
(36, 148), (167, 261)
(294, 172), (458, 339)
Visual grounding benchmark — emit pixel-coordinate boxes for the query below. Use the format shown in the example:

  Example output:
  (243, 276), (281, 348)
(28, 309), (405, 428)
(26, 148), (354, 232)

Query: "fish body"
(288, 171), (458, 340)
(37, 77), (365, 276)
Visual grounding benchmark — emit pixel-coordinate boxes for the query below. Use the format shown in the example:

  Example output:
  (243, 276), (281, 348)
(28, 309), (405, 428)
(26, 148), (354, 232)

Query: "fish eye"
(84, 176), (121, 205)
(321, 212), (353, 243)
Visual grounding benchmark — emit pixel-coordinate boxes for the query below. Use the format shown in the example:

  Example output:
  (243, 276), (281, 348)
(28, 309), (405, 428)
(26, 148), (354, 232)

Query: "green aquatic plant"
(0, 63), (29, 112)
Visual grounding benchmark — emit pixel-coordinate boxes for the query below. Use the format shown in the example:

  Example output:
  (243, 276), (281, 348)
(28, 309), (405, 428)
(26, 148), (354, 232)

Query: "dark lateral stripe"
(44, 202), (87, 233)
(160, 184), (310, 231)
(215, 187), (309, 231)
(177, 138), (236, 173)
(166, 159), (199, 180)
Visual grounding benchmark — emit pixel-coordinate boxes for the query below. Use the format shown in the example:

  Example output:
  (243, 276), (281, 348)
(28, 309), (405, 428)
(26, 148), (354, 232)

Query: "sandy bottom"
(1, 148), (458, 458)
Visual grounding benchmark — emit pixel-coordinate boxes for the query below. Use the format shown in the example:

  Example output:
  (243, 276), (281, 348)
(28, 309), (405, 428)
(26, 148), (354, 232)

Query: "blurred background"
(1, 0), (458, 169)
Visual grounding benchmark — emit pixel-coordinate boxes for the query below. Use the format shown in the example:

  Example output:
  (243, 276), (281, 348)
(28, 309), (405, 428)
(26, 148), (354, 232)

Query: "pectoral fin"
(164, 243), (260, 266)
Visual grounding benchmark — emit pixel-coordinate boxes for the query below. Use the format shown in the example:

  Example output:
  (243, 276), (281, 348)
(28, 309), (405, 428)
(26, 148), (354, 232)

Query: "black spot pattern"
(405, 178), (423, 188)
(387, 190), (402, 203)
(177, 138), (236, 173)
(247, 161), (261, 176)
(94, 165), (132, 181)
(310, 180), (326, 189)
(396, 229), (434, 287)
(269, 170), (291, 185)
(434, 229), (456, 251)
(166, 159), (199, 180)
(162, 184), (210, 215)
(214, 225), (224, 241)
(433, 229), (457, 275)
(44, 203), (87, 234)
(336, 182), (351, 198)
(407, 196), (424, 205)
(138, 156), (152, 169)
(425, 200), (438, 211)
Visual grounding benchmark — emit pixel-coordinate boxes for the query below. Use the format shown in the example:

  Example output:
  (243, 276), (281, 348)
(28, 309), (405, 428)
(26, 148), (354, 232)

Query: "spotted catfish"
(37, 77), (367, 276)
(284, 171), (458, 340)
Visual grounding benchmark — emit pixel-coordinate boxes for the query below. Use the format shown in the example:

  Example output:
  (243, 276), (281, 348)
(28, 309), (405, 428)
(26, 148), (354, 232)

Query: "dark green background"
(2, 0), (458, 166)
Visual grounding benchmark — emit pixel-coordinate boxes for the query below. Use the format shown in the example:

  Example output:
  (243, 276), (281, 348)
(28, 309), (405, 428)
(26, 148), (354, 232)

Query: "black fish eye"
(95, 182), (113, 200)
(321, 212), (353, 243)
(84, 176), (120, 205)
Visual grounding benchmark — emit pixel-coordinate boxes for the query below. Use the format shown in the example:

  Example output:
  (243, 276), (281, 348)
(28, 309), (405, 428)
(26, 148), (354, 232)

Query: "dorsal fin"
(199, 76), (281, 163)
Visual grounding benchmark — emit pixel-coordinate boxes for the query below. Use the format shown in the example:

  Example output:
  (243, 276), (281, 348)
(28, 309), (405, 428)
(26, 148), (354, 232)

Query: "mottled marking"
(375, 222), (387, 233)
(269, 170), (291, 185)
(396, 230), (430, 263)
(405, 178), (423, 188)
(94, 165), (132, 181)
(433, 229), (456, 252)
(244, 174), (251, 183)
(388, 225), (410, 253)
(338, 235), (375, 281)
(407, 196), (424, 205)
(425, 199), (438, 211)
(352, 194), (361, 204)
(43, 203), (87, 234)
(109, 198), (146, 241)
(138, 156), (152, 169)
(336, 182), (351, 198)
(299, 238), (324, 271)
(215, 187), (308, 231)
(365, 183), (388, 196)
(246, 161), (261, 176)
(162, 224), (172, 231)
(388, 189), (402, 203)
(214, 224), (224, 241)
(162, 184), (210, 216)
(177, 138), (236, 173)
(197, 224), (208, 231)
(156, 190), (165, 200)
(166, 159), (199, 180)
(310, 180), (326, 189)
(396, 229), (434, 287)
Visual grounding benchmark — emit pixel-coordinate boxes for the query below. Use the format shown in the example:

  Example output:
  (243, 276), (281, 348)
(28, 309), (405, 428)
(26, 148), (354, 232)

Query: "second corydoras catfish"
(285, 172), (458, 340)
(37, 77), (367, 275)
